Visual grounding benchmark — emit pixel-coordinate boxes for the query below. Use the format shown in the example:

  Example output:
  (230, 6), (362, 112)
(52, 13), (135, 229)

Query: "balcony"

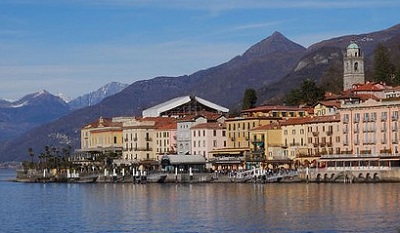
(135, 147), (153, 151)
(312, 132), (319, 136)
(145, 137), (152, 141)
(326, 131), (333, 136)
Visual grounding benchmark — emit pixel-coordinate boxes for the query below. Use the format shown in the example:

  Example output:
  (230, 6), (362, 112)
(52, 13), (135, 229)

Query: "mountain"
(68, 82), (128, 110)
(1, 24), (400, 162)
(0, 90), (70, 142)
(258, 24), (400, 103)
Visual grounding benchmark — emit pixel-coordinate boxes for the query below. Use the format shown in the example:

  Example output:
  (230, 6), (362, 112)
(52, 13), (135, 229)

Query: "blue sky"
(1, 0), (400, 100)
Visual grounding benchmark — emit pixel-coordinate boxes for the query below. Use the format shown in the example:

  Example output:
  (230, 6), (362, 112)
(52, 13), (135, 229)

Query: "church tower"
(343, 42), (365, 91)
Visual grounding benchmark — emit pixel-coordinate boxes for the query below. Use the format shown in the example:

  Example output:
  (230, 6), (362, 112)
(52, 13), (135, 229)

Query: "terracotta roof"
(242, 105), (305, 113)
(177, 111), (225, 122)
(157, 122), (177, 130)
(82, 117), (122, 129)
(280, 115), (340, 126)
(355, 93), (380, 101)
(251, 122), (281, 131)
(279, 117), (312, 126)
(351, 81), (391, 92)
(191, 122), (225, 130)
(317, 100), (341, 108)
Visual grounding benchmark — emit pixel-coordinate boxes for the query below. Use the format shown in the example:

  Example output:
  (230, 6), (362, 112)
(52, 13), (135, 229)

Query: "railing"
(235, 168), (298, 182)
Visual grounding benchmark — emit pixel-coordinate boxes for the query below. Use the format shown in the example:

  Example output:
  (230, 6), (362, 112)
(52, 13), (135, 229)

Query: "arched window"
(354, 62), (358, 71)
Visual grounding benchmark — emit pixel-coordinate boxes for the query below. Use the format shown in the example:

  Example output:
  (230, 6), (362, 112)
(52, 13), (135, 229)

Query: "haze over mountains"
(1, 23), (400, 162)
(0, 82), (127, 142)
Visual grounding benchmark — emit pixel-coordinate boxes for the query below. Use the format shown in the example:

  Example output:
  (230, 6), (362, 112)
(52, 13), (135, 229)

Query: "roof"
(252, 122), (281, 131)
(242, 105), (305, 113)
(351, 82), (390, 92)
(280, 115), (340, 126)
(142, 96), (229, 117)
(347, 42), (359, 49)
(191, 122), (225, 130)
(161, 154), (206, 165)
(82, 117), (122, 129)
(316, 100), (341, 108)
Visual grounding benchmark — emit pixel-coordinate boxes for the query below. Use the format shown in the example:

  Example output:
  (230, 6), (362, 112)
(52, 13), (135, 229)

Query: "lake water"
(1, 169), (400, 233)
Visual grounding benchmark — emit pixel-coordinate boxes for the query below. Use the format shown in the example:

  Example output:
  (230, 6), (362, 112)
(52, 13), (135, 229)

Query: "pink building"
(340, 98), (400, 155)
(191, 122), (226, 162)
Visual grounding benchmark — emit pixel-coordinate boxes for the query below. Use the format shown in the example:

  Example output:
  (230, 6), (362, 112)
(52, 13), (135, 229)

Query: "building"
(122, 117), (176, 164)
(340, 98), (400, 155)
(142, 95), (229, 117)
(191, 122), (226, 163)
(155, 121), (177, 156)
(343, 41), (365, 91)
(80, 117), (126, 156)
(176, 112), (226, 155)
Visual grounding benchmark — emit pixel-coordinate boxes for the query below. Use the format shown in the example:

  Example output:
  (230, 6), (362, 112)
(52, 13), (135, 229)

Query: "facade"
(176, 113), (226, 155)
(122, 117), (176, 162)
(191, 122), (226, 161)
(248, 123), (284, 168)
(343, 42), (365, 91)
(80, 117), (125, 154)
(340, 98), (400, 155)
(313, 101), (340, 116)
(155, 122), (177, 156)
(278, 115), (341, 167)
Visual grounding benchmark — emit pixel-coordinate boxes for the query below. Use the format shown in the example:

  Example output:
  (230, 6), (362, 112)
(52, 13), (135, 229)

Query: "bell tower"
(343, 42), (365, 91)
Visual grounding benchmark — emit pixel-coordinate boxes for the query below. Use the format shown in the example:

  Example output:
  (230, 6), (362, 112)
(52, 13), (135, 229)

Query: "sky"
(1, 0), (400, 101)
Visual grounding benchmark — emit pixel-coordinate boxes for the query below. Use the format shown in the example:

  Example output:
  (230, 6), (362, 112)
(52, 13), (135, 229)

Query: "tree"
(242, 88), (257, 110)
(284, 79), (325, 106)
(374, 43), (395, 84)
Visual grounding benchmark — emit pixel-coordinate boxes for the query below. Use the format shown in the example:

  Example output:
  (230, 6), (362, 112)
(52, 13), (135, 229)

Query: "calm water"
(1, 169), (400, 233)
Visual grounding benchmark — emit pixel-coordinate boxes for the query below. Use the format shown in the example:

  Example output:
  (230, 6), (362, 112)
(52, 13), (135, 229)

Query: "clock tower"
(343, 42), (365, 91)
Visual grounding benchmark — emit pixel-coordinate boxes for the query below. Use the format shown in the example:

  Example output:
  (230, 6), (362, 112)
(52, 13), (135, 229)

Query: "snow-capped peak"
(56, 92), (72, 103)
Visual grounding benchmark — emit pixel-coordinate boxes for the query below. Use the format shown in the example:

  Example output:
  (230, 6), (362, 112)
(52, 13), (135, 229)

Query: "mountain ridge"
(1, 24), (400, 162)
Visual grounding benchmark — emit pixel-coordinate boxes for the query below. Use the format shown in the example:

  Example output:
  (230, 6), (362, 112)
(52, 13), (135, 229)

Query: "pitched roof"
(191, 122), (225, 130)
(279, 115), (340, 126)
(317, 100), (341, 108)
(242, 105), (305, 113)
(142, 96), (229, 117)
(82, 117), (122, 129)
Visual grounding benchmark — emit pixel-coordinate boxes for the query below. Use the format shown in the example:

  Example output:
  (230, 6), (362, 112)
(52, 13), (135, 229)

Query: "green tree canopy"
(284, 79), (325, 106)
(374, 43), (395, 85)
(242, 88), (258, 110)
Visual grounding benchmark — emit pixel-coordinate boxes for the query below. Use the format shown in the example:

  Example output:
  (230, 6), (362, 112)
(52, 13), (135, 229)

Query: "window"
(213, 130), (217, 137)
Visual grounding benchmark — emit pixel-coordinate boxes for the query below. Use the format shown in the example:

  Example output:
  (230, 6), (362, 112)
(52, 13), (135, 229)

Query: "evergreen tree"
(284, 79), (325, 106)
(242, 88), (258, 110)
(374, 43), (395, 84)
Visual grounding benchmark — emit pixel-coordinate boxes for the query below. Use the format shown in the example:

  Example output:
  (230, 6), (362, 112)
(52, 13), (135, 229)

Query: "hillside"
(1, 24), (400, 162)
(258, 24), (400, 103)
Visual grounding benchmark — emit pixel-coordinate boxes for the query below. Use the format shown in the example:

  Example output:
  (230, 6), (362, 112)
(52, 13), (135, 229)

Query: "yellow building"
(248, 123), (284, 169)
(279, 115), (340, 167)
(80, 117), (124, 155)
